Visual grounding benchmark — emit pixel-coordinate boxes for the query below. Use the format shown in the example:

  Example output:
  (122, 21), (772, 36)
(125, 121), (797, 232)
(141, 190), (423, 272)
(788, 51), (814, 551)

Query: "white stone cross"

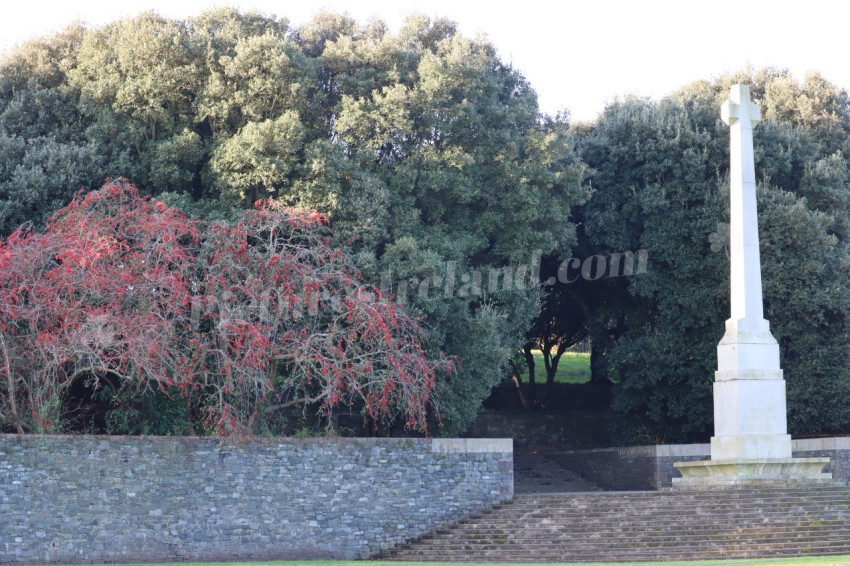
(672, 85), (831, 486)
(714, 84), (788, 462)
(721, 85), (763, 325)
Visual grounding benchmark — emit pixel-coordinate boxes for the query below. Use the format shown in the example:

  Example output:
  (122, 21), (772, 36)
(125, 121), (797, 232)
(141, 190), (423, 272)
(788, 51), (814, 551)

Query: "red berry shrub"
(0, 180), (453, 437)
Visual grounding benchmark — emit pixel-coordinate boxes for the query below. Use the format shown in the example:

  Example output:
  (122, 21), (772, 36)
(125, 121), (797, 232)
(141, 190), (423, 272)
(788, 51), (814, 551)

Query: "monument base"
(673, 458), (832, 488)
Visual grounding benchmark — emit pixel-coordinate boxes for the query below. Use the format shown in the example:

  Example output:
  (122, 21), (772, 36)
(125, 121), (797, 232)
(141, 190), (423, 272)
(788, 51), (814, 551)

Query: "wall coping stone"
(793, 437), (850, 451)
(0, 433), (512, 453)
(558, 439), (849, 460)
(431, 438), (512, 453)
(655, 443), (711, 457)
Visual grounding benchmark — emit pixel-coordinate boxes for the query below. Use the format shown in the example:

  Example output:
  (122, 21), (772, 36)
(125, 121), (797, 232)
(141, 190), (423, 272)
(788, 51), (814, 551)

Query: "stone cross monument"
(674, 85), (831, 487)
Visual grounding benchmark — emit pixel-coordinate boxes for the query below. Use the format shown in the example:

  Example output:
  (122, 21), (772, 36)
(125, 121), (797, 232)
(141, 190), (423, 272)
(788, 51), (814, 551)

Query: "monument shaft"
(726, 89), (763, 322)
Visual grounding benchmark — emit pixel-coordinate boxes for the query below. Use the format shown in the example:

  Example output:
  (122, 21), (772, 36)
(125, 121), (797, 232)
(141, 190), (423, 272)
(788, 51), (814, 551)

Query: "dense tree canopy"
(6, 9), (850, 442)
(575, 69), (850, 442)
(0, 9), (588, 436)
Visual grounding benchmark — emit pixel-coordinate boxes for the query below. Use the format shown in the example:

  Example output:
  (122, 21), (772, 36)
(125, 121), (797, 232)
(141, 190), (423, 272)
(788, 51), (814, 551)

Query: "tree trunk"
(0, 335), (24, 433)
(589, 341), (608, 384)
(509, 360), (530, 411)
(522, 343), (537, 407)
(544, 342), (568, 402)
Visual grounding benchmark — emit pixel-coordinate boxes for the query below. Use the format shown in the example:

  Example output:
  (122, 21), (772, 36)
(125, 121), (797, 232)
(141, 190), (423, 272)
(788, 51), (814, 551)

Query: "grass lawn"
(67, 557), (850, 566)
(526, 349), (590, 384)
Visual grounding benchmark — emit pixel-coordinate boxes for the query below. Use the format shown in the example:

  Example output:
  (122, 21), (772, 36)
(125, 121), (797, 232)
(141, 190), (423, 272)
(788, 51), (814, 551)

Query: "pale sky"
(1, 0), (849, 122)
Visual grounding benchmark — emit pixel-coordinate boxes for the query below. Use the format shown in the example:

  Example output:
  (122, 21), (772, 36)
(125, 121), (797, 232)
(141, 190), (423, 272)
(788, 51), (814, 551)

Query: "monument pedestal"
(674, 318), (832, 487)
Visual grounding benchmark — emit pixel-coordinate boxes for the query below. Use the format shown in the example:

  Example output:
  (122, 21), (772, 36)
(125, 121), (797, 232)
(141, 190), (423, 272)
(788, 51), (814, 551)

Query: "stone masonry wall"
(553, 438), (850, 490)
(549, 446), (658, 491)
(792, 437), (850, 483)
(0, 435), (512, 564)
(654, 443), (710, 489)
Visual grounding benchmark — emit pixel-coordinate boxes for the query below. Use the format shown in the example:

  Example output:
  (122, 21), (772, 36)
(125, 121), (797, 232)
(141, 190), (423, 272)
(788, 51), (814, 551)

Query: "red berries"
(1, 179), (454, 437)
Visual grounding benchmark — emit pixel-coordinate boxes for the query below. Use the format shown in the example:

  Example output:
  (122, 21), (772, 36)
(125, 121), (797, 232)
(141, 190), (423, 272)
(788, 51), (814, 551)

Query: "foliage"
(574, 69), (850, 442)
(12, 12), (849, 443)
(0, 180), (453, 437)
(0, 9), (589, 435)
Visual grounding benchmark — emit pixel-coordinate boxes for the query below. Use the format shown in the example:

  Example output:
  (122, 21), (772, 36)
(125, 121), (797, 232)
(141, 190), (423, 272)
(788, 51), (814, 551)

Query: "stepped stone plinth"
(673, 458), (833, 487)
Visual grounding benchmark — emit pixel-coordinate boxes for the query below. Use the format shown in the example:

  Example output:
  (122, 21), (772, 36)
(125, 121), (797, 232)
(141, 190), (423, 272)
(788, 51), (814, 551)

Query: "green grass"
(59, 557), (850, 566)
(525, 349), (590, 384)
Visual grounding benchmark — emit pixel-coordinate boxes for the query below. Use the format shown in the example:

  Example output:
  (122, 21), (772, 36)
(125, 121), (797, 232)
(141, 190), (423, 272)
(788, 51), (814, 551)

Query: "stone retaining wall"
(464, 412), (609, 447)
(549, 445), (667, 491)
(0, 435), (512, 564)
(551, 437), (850, 490)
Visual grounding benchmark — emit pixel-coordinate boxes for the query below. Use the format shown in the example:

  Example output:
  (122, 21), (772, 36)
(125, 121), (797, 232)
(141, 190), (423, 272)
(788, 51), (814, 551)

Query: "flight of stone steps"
(382, 486), (850, 562)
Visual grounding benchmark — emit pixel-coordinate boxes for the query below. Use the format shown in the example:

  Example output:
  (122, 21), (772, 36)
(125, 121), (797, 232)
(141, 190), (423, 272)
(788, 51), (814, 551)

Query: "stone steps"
(408, 531), (850, 547)
(380, 486), (850, 562)
(459, 513), (850, 526)
(513, 488), (850, 499)
(475, 503), (850, 514)
(431, 524), (850, 537)
(397, 543), (850, 556)
(393, 552), (850, 560)
(449, 507), (850, 521)
(390, 540), (850, 561)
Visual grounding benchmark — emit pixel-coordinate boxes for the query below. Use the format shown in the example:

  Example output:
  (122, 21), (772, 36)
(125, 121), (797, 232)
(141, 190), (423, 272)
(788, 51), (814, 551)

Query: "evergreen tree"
(575, 69), (850, 442)
(0, 9), (589, 435)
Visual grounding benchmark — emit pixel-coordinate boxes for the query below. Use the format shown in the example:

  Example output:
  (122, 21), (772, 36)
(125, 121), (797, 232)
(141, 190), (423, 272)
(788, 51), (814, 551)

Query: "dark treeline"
(1, 9), (849, 441)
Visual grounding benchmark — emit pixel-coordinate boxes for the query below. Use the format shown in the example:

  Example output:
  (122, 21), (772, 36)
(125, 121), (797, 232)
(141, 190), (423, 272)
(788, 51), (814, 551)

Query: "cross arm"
(721, 85), (761, 127)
